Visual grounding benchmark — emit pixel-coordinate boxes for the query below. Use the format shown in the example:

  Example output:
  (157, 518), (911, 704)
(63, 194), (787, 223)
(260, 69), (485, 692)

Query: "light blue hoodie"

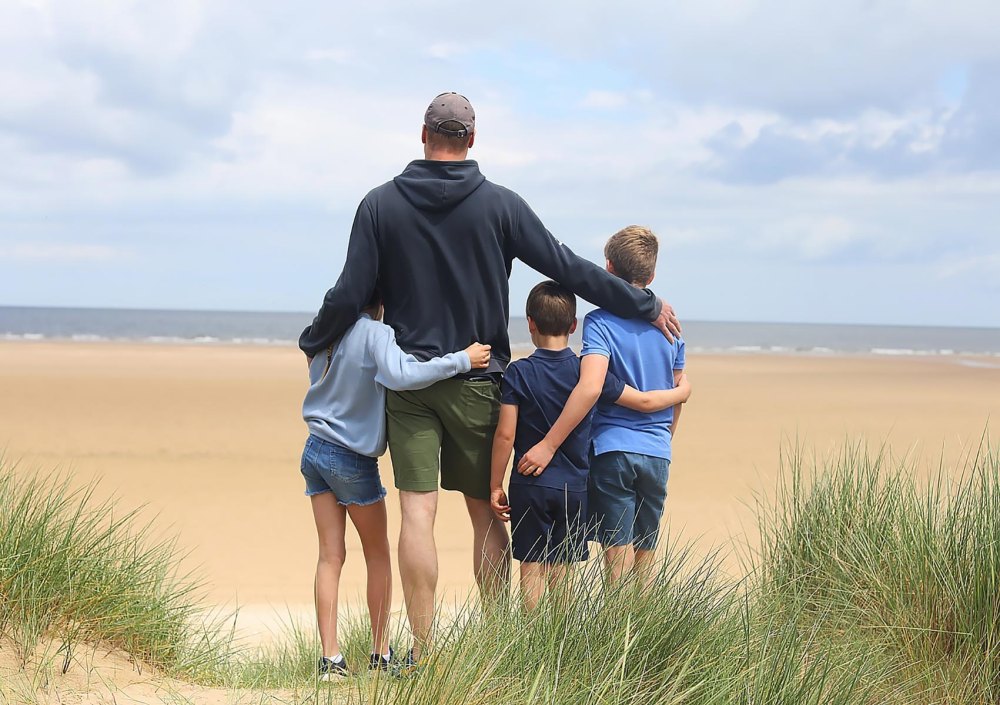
(302, 313), (471, 457)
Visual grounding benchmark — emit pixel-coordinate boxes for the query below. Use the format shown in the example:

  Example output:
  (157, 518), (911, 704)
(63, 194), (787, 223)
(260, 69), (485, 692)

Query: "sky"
(1, 1), (998, 327)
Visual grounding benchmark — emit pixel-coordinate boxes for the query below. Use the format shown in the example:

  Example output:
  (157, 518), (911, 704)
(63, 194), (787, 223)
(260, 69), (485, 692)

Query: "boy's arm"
(490, 404), (518, 522)
(616, 373), (691, 413)
(515, 354), (610, 476)
(670, 369), (685, 438)
(371, 326), (490, 391)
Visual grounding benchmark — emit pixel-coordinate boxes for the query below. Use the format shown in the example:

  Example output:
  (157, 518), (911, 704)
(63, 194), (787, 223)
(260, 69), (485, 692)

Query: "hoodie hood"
(393, 160), (486, 212)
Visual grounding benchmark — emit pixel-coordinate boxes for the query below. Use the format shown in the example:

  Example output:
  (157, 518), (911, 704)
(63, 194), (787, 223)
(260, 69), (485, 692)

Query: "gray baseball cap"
(424, 92), (475, 138)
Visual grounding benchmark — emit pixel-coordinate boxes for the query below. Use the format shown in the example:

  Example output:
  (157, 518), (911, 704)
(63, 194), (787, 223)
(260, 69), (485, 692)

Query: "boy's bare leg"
(545, 563), (573, 609)
(398, 490), (438, 660)
(520, 562), (546, 610)
(634, 548), (658, 590)
(346, 499), (392, 657)
(311, 493), (348, 658)
(603, 544), (635, 583)
(464, 495), (511, 602)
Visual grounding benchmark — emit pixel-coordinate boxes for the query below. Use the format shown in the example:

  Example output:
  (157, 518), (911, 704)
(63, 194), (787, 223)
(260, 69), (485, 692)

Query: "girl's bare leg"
(346, 499), (392, 656)
(311, 493), (348, 658)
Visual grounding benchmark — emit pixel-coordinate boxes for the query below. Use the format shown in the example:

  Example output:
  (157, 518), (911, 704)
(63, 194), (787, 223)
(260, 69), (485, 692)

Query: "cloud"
(427, 43), (467, 60)
(580, 91), (627, 109)
(0, 243), (128, 262)
(0, 1), (998, 325)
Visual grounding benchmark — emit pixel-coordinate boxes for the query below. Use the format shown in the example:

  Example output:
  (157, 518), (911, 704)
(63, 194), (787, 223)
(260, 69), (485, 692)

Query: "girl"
(300, 290), (490, 678)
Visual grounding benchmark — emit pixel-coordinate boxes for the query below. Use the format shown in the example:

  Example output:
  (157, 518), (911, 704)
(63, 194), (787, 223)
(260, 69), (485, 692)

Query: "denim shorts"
(589, 451), (669, 551)
(509, 485), (589, 564)
(300, 434), (386, 506)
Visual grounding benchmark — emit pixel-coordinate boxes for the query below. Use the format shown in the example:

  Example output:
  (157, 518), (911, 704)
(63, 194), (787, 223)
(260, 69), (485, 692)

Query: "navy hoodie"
(299, 160), (660, 374)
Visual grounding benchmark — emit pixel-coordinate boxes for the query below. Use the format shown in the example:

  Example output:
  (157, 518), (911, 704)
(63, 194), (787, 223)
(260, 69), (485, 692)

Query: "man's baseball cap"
(424, 92), (475, 138)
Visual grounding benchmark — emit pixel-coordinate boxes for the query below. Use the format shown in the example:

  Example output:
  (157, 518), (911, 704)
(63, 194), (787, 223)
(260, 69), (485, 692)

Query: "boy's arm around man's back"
(515, 354), (610, 477)
(616, 373), (691, 413)
(670, 369), (685, 438)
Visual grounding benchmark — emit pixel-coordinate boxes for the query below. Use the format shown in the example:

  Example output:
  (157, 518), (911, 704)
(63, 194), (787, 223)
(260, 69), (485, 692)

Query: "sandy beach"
(1, 341), (998, 634)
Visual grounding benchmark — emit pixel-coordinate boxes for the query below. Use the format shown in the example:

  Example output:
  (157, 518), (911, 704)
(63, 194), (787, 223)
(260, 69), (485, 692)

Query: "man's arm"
(489, 404), (518, 522)
(298, 200), (379, 357)
(509, 198), (680, 340)
(515, 354), (610, 476)
(616, 373), (691, 413)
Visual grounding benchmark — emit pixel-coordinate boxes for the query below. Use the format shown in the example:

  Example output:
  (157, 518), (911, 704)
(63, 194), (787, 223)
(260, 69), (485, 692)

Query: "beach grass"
(0, 462), (226, 680)
(2, 439), (998, 703)
(759, 438), (1000, 702)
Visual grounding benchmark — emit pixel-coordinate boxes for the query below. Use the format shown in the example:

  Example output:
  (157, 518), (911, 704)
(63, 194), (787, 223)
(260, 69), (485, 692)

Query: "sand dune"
(1, 341), (998, 637)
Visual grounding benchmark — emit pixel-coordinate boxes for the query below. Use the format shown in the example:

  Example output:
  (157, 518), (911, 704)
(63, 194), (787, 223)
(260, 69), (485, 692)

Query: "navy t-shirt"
(501, 347), (625, 492)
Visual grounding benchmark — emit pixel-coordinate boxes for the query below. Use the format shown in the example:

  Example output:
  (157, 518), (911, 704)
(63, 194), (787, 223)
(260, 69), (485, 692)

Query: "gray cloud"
(701, 61), (1000, 184)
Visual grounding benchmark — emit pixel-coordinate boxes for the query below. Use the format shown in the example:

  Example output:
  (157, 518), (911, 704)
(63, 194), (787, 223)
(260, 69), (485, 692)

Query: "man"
(299, 92), (680, 664)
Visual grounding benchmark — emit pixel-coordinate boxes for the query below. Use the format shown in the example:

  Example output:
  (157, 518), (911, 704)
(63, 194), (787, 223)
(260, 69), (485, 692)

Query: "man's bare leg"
(464, 495), (511, 601)
(398, 490), (438, 660)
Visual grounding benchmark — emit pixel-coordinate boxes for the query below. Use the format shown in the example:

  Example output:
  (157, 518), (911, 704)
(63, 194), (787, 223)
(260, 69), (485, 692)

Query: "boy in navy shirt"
(518, 227), (685, 586)
(490, 281), (690, 608)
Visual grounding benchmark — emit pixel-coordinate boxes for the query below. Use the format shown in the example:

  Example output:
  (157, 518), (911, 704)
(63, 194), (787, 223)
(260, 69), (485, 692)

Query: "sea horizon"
(2, 304), (1000, 360)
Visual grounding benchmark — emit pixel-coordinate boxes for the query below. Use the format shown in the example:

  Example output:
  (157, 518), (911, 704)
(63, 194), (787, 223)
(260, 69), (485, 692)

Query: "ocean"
(2, 306), (1000, 359)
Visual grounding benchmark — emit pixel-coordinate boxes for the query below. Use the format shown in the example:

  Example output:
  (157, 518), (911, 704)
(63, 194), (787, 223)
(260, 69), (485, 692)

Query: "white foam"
(870, 347), (929, 356)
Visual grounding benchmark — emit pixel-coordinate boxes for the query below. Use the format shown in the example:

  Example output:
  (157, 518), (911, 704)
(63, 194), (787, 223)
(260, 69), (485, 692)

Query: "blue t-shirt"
(501, 347), (625, 492)
(582, 309), (686, 461)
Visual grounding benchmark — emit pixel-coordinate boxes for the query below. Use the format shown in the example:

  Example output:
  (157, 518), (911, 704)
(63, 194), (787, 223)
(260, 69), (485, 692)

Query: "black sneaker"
(369, 646), (394, 671)
(318, 655), (349, 681)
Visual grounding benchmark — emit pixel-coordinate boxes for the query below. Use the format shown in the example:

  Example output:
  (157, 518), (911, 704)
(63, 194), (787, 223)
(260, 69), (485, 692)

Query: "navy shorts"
(589, 451), (669, 551)
(300, 434), (386, 506)
(509, 485), (589, 564)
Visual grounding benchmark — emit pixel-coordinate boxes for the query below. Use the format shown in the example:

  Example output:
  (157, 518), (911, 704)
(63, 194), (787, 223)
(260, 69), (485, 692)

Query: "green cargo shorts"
(386, 378), (500, 500)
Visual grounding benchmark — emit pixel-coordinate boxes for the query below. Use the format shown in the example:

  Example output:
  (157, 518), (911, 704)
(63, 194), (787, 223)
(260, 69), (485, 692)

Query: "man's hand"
(516, 441), (556, 477)
(490, 487), (510, 522)
(465, 342), (492, 369)
(653, 298), (681, 343)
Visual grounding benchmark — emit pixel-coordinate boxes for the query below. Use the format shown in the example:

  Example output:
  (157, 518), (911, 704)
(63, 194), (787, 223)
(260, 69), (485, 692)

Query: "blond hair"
(604, 225), (658, 287)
